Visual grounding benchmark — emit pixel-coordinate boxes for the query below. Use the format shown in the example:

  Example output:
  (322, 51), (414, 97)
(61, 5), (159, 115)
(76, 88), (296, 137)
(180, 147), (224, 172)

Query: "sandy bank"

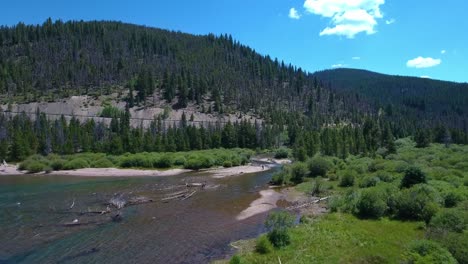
(236, 190), (283, 220)
(208, 164), (273, 179)
(1, 163), (273, 178)
(50, 168), (191, 177)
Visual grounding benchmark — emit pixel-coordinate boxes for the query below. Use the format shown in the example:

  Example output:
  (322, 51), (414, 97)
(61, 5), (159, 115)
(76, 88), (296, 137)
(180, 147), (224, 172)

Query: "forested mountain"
(0, 19), (467, 161)
(0, 19), (347, 121)
(313, 69), (468, 130)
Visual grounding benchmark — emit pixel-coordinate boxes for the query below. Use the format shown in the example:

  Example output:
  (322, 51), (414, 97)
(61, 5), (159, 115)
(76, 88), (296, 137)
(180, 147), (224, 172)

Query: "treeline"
(1, 108), (466, 162)
(0, 110), (282, 161)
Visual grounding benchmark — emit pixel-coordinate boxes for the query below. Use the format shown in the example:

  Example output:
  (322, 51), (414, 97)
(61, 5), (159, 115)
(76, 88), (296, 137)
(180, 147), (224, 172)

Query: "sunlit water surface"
(0, 167), (279, 264)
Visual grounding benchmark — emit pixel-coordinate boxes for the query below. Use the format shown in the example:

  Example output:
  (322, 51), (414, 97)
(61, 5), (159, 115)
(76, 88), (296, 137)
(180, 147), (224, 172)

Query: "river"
(0, 167), (280, 264)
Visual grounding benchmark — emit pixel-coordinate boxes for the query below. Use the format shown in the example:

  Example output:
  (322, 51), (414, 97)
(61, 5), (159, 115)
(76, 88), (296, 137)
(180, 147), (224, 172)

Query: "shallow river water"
(0, 167), (280, 264)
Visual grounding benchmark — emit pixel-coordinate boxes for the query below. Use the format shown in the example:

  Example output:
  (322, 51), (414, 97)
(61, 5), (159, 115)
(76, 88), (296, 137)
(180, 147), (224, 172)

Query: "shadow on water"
(0, 166), (280, 264)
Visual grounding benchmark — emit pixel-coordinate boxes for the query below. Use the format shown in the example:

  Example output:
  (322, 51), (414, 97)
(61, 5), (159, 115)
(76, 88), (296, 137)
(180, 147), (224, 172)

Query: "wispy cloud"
(407, 57), (441, 68)
(303, 0), (385, 38)
(441, 49), (446, 54)
(289, 8), (301, 19)
(385, 18), (396, 25)
(352, 56), (361, 60)
(331, 63), (347, 68)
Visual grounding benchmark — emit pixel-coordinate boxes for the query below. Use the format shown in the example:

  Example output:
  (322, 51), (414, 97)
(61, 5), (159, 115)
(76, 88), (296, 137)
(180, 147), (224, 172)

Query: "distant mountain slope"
(313, 68), (468, 113)
(313, 68), (468, 129)
(0, 19), (467, 134)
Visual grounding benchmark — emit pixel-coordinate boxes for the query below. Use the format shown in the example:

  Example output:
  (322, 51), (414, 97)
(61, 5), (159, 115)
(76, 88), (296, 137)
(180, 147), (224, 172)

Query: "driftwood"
(181, 191), (196, 200)
(128, 196), (153, 205)
(185, 182), (206, 188)
(286, 196), (329, 211)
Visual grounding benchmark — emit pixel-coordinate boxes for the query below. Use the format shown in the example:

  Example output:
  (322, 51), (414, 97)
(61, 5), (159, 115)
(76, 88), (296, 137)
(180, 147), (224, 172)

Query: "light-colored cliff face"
(1, 92), (262, 128)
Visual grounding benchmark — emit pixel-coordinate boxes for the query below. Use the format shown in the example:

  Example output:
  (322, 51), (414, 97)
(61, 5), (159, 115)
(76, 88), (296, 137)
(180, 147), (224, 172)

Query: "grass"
(226, 139), (467, 263)
(231, 213), (424, 264)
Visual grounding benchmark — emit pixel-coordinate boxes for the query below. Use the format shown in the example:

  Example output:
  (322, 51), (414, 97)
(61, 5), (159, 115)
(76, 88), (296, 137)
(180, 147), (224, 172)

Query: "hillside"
(313, 68), (468, 129)
(0, 19), (349, 125)
(0, 19), (467, 162)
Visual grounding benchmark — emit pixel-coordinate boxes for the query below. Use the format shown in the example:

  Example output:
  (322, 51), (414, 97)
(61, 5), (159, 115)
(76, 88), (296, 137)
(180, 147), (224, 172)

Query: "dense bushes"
(290, 162), (308, 184)
(183, 155), (213, 170)
(255, 235), (273, 254)
(401, 166), (427, 188)
(403, 240), (456, 264)
(63, 158), (89, 170)
(274, 148), (289, 159)
(395, 184), (441, 222)
(307, 156), (331, 177)
(265, 211), (295, 248)
(429, 209), (466, 233)
(91, 158), (115, 168)
(339, 170), (355, 187)
(355, 188), (387, 218)
(17, 148), (254, 173)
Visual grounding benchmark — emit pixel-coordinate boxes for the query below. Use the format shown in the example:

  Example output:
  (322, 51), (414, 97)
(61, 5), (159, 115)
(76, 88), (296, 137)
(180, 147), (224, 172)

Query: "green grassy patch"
(235, 213), (424, 264)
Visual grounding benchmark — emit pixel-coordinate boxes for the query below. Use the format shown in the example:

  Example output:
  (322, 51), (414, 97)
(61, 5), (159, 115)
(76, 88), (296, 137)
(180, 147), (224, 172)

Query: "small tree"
(401, 166), (427, 188)
(307, 156), (331, 177)
(290, 162), (307, 184)
(265, 211), (295, 248)
(415, 129), (430, 148)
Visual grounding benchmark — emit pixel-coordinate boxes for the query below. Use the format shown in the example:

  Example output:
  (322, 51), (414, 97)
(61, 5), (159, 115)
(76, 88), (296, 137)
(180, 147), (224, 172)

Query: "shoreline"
(0, 159), (289, 178)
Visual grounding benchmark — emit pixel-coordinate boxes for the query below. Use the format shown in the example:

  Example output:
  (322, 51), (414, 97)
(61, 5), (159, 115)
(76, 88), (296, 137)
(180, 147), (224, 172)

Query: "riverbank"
(0, 161), (285, 178)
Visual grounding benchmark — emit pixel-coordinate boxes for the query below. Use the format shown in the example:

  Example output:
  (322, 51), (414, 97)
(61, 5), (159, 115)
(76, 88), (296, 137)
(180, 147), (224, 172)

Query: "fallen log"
(286, 196), (329, 211)
(181, 191), (196, 200)
(185, 182), (206, 188)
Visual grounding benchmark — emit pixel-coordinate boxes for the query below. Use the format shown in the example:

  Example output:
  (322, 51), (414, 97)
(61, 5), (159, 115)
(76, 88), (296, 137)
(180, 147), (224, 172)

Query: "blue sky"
(2, 0), (468, 82)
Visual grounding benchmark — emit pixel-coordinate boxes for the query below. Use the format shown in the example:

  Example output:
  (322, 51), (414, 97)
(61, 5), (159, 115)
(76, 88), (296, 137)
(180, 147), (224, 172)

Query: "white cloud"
(289, 8), (301, 19)
(303, 0), (385, 38)
(385, 18), (395, 25)
(331, 63), (346, 68)
(420, 76), (431, 79)
(441, 49), (446, 54)
(406, 57), (441, 68)
(352, 56), (361, 60)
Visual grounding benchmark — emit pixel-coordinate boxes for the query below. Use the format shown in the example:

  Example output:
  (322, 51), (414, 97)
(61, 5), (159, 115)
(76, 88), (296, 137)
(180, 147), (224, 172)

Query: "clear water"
(0, 168), (279, 264)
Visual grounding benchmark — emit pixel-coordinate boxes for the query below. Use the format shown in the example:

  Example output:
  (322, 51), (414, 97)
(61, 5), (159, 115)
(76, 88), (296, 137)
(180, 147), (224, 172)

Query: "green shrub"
(436, 232), (468, 264)
(307, 156), (332, 177)
(359, 176), (380, 188)
(223, 160), (233, 167)
(401, 166), (427, 188)
(403, 240), (456, 264)
(50, 159), (65, 170)
(271, 170), (291, 186)
(229, 255), (242, 264)
(173, 155), (186, 166)
(119, 155), (153, 168)
(265, 211), (295, 248)
(376, 172), (394, 183)
(91, 158), (114, 168)
(443, 191), (464, 208)
(396, 184), (441, 222)
(153, 155), (173, 168)
(255, 235), (273, 254)
(339, 170), (355, 187)
(429, 209), (466, 233)
(274, 148), (289, 159)
(63, 158), (89, 170)
(23, 160), (48, 173)
(355, 188), (387, 218)
(183, 155), (213, 170)
(290, 162), (308, 184)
